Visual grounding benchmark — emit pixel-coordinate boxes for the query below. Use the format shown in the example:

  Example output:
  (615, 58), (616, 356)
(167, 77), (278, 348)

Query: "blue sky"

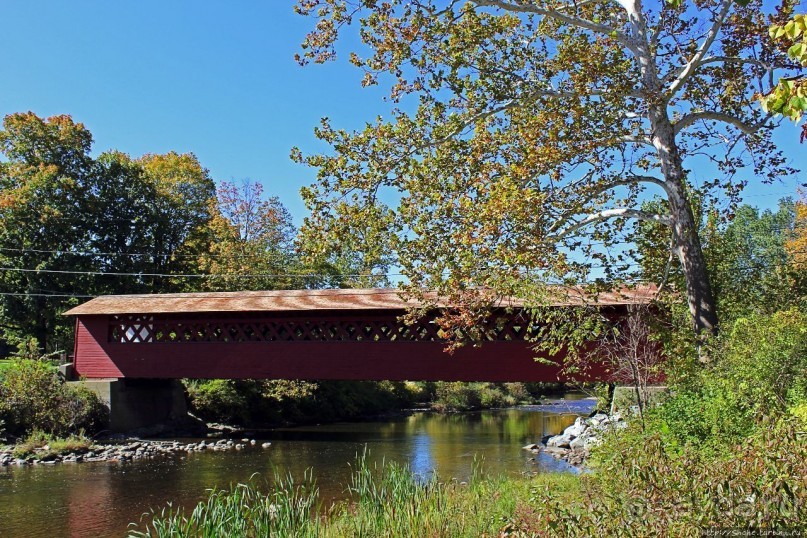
(0, 1), (803, 226)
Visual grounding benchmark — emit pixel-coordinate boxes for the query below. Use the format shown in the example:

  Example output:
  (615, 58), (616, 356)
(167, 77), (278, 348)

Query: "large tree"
(0, 113), (217, 351)
(294, 0), (800, 336)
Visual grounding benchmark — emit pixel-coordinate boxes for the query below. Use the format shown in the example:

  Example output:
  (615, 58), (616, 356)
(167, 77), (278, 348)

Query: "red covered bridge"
(66, 287), (654, 382)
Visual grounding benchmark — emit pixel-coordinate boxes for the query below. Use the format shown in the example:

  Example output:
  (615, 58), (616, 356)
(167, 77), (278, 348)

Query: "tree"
(199, 180), (298, 291)
(294, 0), (799, 338)
(0, 113), (97, 350)
(637, 198), (802, 323)
(0, 112), (217, 351)
(136, 152), (216, 292)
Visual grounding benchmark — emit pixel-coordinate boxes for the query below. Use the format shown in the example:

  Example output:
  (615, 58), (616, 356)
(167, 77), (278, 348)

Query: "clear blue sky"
(0, 1), (803, 226)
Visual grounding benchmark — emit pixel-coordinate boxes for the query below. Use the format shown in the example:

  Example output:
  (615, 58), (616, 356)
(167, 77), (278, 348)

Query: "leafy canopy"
(293, 0), (798, 329)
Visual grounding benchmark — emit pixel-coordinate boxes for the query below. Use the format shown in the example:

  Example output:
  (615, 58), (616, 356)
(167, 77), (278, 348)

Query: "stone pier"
(71, 378), (189, 433)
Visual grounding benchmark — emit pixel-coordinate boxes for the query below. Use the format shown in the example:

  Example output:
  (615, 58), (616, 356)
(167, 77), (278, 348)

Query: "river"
(0, 397), (594, 538)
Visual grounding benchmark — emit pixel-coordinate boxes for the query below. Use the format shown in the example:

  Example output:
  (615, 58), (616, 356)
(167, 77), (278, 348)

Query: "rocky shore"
(524, 412), (627, 466)
(0, 438), (273, 467)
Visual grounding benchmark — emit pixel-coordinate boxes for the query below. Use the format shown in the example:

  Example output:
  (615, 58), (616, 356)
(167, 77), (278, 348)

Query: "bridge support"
(76, 379), (189, 433)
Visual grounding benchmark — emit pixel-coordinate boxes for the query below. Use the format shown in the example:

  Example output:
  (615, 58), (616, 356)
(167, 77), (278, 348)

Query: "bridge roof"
(64, 286), (656, 316)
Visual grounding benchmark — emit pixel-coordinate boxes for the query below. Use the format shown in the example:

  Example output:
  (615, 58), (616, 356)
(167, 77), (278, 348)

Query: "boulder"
(569, 434), (590, 451)
(543, 446), (570, 458)
(547, 433), (572, 449)
(587, 413), (609, 427)
(563, 418), (588, 438)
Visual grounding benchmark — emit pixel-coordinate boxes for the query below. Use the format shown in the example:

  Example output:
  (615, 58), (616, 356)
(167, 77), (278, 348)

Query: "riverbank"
(526, 411), (627, 467)
(0, 407), (584, 537)
(127, 456), (583, 538)
(0, 437), (274, 466)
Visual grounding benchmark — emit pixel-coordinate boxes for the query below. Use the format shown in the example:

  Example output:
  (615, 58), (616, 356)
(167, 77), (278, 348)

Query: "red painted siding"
(73, 311), (610, 382)
(74, 317), (123, 378)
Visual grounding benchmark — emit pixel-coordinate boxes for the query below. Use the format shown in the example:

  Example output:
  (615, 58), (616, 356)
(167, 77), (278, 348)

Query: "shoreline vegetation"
(127, 454), (584, 538)
(0, 364), (585, 466)
(128, 412), (807, 538)
(123, 308), (807, 533)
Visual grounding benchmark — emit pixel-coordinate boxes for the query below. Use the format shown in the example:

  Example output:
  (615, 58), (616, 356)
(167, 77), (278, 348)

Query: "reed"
(128, 453), (578, 538)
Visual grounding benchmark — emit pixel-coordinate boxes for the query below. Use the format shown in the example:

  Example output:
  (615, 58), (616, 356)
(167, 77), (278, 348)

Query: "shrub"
(0, 359), (105, 437)
(184, 379), (252, 424)
(185, 379), (423, 426)
(646, 309), (807, 453)
(432, 382), (482, 412)
(514, 417), (806, 534)
(716, 308), (807, 416)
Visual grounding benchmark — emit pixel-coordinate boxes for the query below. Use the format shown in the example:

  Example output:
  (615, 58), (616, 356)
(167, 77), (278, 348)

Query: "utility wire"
(0, 267), (400, 279)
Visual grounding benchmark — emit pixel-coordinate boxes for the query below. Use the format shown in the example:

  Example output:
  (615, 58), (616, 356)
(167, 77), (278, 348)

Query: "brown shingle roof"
(63, 286), (657, 316)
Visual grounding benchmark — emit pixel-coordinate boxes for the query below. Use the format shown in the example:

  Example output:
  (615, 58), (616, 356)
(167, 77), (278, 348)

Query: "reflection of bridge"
(66, 288), (653, 382)
(64, 288), (652, 431)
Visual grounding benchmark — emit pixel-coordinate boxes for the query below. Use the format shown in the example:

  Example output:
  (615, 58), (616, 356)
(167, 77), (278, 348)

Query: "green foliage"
(184, 379), (421, 426)
(718, 309), (807, 414)
(11, 430), (91, 459)
(516, 417), (806, 535)
(498, 305), (807, 533)
(184, 380), (252, 425)
(432, 382), (536, 412)
(0, 113), (216, 351)
(185, 379), (539, 426)
(0, 358), (106, 437)
(432, 382), (482, 412)
(651, 309), (807, 453)
(706, 202), (802, 323)
(129, 454), (580, 538)
(759, 14), (807, 140)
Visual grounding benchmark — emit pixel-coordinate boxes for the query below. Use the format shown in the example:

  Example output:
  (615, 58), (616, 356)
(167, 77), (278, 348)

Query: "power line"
(0, 267), (399, 279)
(0, 246), (294, 261)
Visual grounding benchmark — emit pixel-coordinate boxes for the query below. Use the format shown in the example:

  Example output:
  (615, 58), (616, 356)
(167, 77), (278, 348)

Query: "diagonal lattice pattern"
(108, 313), (538, 343)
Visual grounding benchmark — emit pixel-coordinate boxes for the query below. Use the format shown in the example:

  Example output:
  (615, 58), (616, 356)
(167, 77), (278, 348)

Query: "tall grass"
(128, 453), (579, 538)
(129, 469), (321, 538)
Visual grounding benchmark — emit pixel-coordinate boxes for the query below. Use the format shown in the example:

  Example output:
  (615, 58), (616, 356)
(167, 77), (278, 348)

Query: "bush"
(514, 417), (806, 534)
(0, 359), (106, 437)
(184, 379), (252, 424)
(432, 382), (482, 412)
(646, 309), (807, 454)
(184, 379), (422, 426)
(716, 309), (807, 415)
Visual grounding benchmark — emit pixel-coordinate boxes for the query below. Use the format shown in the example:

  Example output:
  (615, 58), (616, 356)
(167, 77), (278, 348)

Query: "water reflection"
(0, 400), (594, 538)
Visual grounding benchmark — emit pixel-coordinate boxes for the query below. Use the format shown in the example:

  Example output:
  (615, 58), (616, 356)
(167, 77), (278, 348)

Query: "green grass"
(11, 431), (92, 459)
(127, 454), (581, 538)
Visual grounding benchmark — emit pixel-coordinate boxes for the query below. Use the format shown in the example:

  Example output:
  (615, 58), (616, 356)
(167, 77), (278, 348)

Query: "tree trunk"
(627, 1), (719, 339)
(651, 110), (719, 337)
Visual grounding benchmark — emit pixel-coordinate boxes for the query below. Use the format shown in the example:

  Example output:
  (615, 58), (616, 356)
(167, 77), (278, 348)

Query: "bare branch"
(552, 207), (672, 239)
(664, 56), (775, 86)
(471, 0), (639, 55)
(673, 112), (766, 136)
(665, 0), (733, 99)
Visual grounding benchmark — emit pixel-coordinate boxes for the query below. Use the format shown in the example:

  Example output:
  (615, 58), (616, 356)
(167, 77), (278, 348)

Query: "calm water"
(0, 397), (594, 538)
